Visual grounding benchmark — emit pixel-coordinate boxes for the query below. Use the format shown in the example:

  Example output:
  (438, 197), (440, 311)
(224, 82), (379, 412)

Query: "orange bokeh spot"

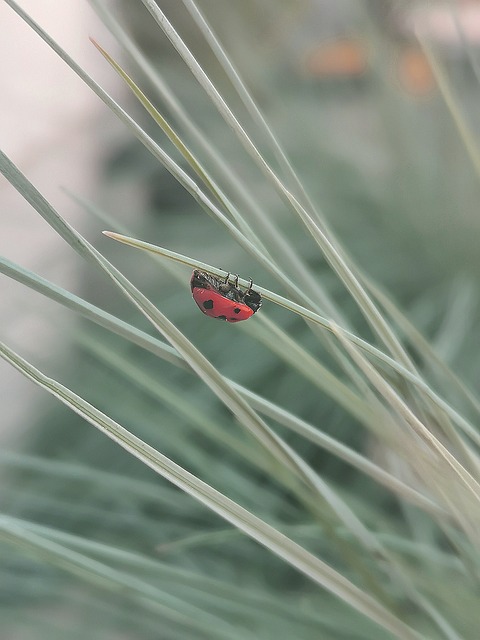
(397, 46), (436, 97)
(305, 39), (369, 79)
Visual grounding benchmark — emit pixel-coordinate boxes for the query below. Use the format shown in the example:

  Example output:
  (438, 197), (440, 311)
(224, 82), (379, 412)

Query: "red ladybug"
(190, 270), (262, 322)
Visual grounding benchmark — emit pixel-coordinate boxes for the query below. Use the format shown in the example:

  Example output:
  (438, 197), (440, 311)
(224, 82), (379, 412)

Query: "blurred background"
(0, 0), (120, 440)
(1, 1), (480, 638)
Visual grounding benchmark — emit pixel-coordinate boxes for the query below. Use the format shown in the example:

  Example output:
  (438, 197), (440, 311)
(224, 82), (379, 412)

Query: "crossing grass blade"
(100, 230), (480, 451)
(0, 341), (420, 640)
(0, 256), (445, 517)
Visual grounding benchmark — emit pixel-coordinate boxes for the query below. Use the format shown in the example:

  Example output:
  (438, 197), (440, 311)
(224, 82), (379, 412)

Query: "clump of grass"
(1, 1), (479, 639)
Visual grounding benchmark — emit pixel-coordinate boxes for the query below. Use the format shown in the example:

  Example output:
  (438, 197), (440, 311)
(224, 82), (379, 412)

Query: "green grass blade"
(418, 29), (480, 179)
(0, 256), (185, 369)
(2, 142), (475, 480)
(1, 515), (357, 637)
(90, 38), (265, 250)
(0, 150), (333, 503)
(331, 324), (480, 520)
(99, 230), (480, 445)
(370, 278), (480, 424)
(87, 5), (342, 321)
(0, 342), (420, 640)
(138, 0), (416, 368)
(0, 514), (239, 640)
(2, 147), (452, 620)
(3, 257), (440, 519)
(2, 257), (439, 513)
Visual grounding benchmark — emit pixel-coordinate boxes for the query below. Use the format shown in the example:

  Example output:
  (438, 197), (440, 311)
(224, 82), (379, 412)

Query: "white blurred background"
(0, 1), (119, 441)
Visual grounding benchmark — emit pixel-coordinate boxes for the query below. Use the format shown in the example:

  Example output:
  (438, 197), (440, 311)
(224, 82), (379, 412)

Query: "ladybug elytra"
(190, 270), (262, 322)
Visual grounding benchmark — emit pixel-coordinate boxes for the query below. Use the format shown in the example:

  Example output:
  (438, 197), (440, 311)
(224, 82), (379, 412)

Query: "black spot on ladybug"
(217, 315), (227, 321)
(233, 308), (241, 314)
(203, 300), (214, 309)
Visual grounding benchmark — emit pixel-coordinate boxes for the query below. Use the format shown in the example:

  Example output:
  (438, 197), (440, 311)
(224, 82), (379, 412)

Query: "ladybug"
(190, 270), (262, 322)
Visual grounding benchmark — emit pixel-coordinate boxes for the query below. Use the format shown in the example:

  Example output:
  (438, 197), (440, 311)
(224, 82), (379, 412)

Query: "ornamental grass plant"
(1, 1), (480, 638)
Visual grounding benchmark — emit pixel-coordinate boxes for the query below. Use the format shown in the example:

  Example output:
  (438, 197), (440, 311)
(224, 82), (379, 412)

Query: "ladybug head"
(191, 270), (217, 291)
(243, 289), (262, 313)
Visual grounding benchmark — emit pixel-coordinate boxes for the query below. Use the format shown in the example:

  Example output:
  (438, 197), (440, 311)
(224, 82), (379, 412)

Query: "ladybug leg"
(246, 278), (253, 292)
(232, 274), (239, 288)
(223, 272), (231, 284)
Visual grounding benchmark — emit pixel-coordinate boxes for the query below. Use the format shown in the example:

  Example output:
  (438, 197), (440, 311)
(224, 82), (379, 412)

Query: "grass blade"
(0, 341), (420, 640)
